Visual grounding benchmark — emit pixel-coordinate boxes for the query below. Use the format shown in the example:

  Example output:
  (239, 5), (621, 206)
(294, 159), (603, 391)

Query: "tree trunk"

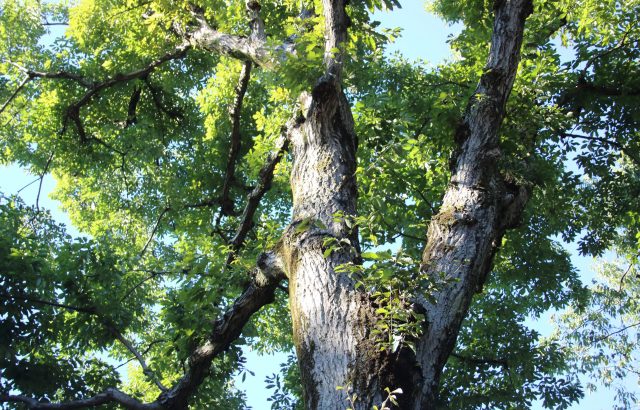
(281, 0), (533, 409)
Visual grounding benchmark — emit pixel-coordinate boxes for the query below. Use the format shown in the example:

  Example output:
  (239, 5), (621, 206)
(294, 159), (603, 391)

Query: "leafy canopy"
(0, 0), (639, 408)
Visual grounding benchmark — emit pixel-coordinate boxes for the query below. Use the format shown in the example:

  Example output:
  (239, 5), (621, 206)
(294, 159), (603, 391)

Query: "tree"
(0, 0), (638, 408)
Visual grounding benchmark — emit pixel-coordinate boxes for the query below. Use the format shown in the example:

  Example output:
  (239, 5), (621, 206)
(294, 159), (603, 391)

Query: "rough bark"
(0, 0), (536, 408)
(280, 1), (425, 408)
(412, 0), (533, 407)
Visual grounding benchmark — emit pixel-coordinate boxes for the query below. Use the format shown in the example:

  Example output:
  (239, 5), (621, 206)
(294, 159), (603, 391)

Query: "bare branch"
(0, 389), (154, 410)
(0, 76), (31, 114)
(226, 129), (290, 265)
(110, 327), (168, 392)
(220, 61), (253, 217)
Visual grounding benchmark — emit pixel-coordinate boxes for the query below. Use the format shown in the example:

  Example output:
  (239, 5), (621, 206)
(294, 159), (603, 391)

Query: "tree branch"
(60, 44), (190, 141)
(450, 352), (509, 369)
(0, 389), (154, 410)
(560, 131), (640, 166)
(187, 8), (293, 69)
(321, 0), (350, 80)
(0, 75), (31, 114)
(593, 321), (640, 344)
(8, 61), (93, 88)
(226, 128), (290, 265)
(0, 292), (97, 315)
(125, 86), (143, 127)
(115, 339), (168, 370)
(220, 61), (252, 217)
(35, 153), (54, 211)
(157, 251), (286, 409)
(109, 327), (168, 392)
(140, 206), (171, 257)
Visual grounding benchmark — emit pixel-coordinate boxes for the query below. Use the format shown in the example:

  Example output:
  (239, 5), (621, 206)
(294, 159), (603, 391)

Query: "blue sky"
(0, 1), (636, 409)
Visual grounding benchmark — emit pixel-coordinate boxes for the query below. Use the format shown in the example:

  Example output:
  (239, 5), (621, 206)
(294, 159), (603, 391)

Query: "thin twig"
(593, 321), (640, 343)
(36, 153), (54, 211)
(16, 176), (41, 194)
(110, 327), (167, 391)
(140, 207), (171, 257)
(0, 76), (31, 114)
(120, 270), (171, 302)
(619, 253), (639, 292)
(0, 292), (98, 315)
(114, 339), (167, 370)
(560, 132), (640, 166)
(1, 389), (152, 410)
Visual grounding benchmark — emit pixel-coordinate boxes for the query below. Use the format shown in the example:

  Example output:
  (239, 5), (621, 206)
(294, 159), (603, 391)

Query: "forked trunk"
(282, 0), (533, 408)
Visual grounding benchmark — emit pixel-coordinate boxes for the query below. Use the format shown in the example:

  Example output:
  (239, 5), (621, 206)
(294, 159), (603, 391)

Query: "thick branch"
(62, 44), (189, 137)
(321, 0), (349, 79)
(157, 251), (285, 409)
(1, 389), (154, 410)
(187, 11), (292, 69)
(414, 0), (533, 406)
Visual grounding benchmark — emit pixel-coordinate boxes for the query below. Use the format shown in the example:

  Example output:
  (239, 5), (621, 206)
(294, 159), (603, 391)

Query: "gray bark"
(0, 0), (535, 408)
(283, 0), (534, 408)
(412, 0), (533, 407)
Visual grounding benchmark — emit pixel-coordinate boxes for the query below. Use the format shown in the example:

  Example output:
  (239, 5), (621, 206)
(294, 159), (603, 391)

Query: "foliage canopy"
(0, 0), (639, 408)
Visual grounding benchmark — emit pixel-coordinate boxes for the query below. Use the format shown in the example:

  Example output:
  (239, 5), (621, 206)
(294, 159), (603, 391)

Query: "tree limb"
(109, 327), (168, 392)
(156, 251), (286, 409)
(226, 128), (290, 265)
(0, 75), (31, 114)
(220, 61), (252, 217)
(187, 9), (293, 69)
(8, 61), (93, 88)
(0, 389), (154, 410)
